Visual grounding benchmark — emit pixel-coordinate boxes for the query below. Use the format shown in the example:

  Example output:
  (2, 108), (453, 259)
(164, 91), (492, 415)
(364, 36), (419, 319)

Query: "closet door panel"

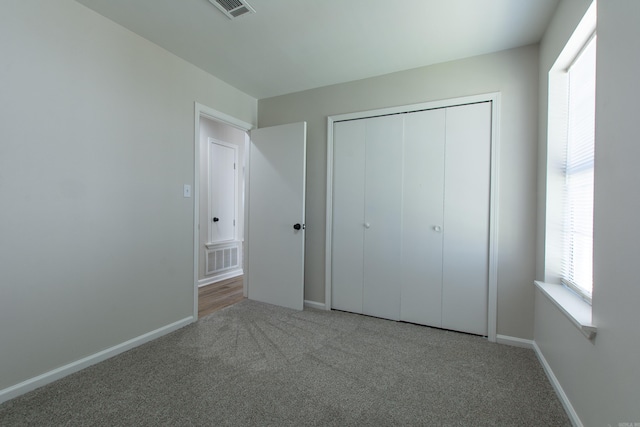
(363, 115), (404, 320)
(442, 102), (491, 335)
(401, 109), (446, 326)
(332, 121), (366, 313)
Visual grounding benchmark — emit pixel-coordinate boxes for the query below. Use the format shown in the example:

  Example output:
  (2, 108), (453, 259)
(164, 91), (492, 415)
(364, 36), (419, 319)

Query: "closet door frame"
(325, 92), (501, 342)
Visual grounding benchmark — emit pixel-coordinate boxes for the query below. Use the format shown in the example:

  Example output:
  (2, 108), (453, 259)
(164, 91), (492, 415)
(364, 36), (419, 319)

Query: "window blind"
(561, 36), (596, 301)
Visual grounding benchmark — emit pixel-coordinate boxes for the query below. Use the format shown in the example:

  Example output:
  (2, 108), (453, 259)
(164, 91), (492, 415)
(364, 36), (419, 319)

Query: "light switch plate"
(183, 184), (191, 198)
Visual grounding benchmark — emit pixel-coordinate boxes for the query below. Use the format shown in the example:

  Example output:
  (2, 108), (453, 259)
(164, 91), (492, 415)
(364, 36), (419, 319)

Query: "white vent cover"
(206, 244), (240, 276)
(208, 0), (255, 19)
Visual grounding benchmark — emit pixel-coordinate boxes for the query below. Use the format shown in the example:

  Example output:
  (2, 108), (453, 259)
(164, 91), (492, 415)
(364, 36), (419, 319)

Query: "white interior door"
(209, 139), (237, 243)
(247, 122), (306, 311)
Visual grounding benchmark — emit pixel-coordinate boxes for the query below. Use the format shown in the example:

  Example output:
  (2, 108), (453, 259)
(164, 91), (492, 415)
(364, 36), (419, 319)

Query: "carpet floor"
(0, 300), (570, 426)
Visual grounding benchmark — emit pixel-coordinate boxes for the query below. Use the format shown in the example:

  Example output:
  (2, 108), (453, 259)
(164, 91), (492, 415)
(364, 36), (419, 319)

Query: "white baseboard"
(496, 334), (534, 349)
(304, 300), (326, 310)
(0, 316), (193, 405)
(198, 269), (243, 288)
(532, 341), (583, 427)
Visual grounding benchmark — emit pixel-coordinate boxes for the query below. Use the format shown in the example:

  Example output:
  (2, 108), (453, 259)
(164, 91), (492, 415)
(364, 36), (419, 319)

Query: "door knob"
(293, 223), (302, 230)
(433, 225), (441, 232)
(364, 222), (371, 229)
(213, 217), (220, 222)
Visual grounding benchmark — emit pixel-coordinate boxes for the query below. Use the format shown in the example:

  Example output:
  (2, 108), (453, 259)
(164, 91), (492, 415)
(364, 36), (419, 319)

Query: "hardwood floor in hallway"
(198, 275), (244, 318)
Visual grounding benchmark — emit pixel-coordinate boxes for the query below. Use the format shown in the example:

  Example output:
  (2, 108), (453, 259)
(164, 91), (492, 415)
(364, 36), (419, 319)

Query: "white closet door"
(401, 109), (446, 326)
(441, 102), (491, 335)
(331, 120), (366, 313)
(209, 141), (237, 243)
(363, 115), (404, 320)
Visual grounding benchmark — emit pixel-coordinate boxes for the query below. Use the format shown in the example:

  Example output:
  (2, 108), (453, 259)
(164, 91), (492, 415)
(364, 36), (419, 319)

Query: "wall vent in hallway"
(206, 243), (240, 275)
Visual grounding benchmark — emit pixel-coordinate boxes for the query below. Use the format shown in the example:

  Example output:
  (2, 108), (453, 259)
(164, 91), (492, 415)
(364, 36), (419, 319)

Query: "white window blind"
(561, 35), (596, 301)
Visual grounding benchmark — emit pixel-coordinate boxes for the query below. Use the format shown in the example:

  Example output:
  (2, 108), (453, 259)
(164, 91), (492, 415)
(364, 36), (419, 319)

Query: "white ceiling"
(75, 0), (560, 99)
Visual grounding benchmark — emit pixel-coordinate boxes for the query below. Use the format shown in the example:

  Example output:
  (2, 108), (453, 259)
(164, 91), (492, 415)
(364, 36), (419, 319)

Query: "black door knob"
(213, 217), (219, 222)
(293, 223), (301, 230)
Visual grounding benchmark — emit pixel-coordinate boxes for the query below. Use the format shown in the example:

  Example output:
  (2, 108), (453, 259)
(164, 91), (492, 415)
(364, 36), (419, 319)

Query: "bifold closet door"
(331, 120), (366, 314)
(331, 115), (403, 319)
(362, 115), (403, 320)
(441, 102), (491, 335)
(400, 109), (446, 326)
(332, 102), (491, 336)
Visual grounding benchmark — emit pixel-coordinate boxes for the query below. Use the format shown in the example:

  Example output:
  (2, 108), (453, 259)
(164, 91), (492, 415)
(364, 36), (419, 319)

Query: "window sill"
(534, 281), (597, 340)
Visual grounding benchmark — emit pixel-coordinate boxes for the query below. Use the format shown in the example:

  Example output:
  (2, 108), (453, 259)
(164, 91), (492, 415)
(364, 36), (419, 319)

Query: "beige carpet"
(0, 299), (570, 426)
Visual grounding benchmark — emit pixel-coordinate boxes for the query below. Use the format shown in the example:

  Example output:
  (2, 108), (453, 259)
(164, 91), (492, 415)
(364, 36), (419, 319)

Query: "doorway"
(194, 104), (252, 319)
(193, 103), (308, 319)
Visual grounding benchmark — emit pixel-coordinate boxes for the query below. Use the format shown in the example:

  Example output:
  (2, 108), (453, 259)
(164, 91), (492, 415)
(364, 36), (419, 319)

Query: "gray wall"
(0, 0), (256, 392)
(259, 45), (540, 340)
(535, 0), (640, 425)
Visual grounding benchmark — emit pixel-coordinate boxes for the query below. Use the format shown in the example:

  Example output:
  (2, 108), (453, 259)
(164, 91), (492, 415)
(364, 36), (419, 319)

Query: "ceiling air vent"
(209, 0), (255, 19)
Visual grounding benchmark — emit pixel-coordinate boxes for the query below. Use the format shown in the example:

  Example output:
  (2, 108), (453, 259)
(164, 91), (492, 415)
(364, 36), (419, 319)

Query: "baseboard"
(496, 334), (534, 349)
(532, 341), (583, 427)
(304, 300), (326, 310)
(198, 269), (243, 288)
(0, 316), (193, 405)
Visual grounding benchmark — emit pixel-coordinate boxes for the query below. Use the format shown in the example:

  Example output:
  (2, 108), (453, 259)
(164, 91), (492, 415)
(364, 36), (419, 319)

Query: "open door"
(247, 122), (306, 311)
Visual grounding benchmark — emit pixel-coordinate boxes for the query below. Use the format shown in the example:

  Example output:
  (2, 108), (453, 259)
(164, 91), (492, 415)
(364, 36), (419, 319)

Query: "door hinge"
(233, 220), (236, 226)
(234, 163), (236, 170)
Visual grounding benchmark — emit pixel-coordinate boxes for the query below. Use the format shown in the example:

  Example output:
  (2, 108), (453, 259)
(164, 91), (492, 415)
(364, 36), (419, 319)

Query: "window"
(561, 36), (596, 302)
(540, 1), (596, 336)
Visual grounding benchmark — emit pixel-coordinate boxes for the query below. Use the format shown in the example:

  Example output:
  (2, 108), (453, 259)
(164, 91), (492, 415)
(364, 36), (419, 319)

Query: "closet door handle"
(213, 217), (220, 223)
(364, 222), (371, 229)
(433, 225), (442, 232)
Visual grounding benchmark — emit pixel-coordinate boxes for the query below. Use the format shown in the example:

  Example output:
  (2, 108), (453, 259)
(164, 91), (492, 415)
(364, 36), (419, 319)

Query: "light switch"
(183, 184), (191, 198)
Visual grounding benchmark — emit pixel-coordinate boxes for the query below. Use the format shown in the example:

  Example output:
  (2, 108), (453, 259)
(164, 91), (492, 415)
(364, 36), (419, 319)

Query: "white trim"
(324, 117), (335, 311)
(487, 94), (501, 342)
(198, 269), (243, 288)
(496, 334), (534, 349)
(242, 132), (250, 298)
(0, 316), (192, 404)
(205, 239), (243, 250)
(195, 103), (253, 131)
(325, 93), (500, 342)
(534, 281), (596, 339)
(304, 300), (326, 310)
(194, 102), (253, 319)
(533, 341), (584, 427)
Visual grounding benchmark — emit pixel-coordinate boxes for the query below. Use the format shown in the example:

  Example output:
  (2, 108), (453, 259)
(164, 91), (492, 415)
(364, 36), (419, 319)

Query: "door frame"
(325, 93), (501, 342)
(193, 102), (252, 320)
